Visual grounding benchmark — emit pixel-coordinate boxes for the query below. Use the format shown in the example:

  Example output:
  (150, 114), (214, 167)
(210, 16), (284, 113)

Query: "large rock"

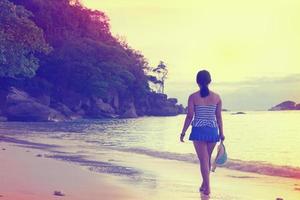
(6, 87), (32, 103)
(60, 91), (83, 111)
(106, 90), (119, 110)
(51, 102), (76, 118)
(5, 87), (66, 122)
(177, 104), (186, 114)
(120, 102), (138, 118)
(145, 92), (184, 116)
(94, 98), (115, 113)
(295, 104), (300, 110)
(167, 98), (178, 105)
(269, 101), (296, 111)
(88, 97), (116, 118)
(35, 94), (51, 106)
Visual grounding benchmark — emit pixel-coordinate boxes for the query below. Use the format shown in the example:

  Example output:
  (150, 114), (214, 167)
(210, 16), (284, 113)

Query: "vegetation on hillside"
(0, 0), (185, 121)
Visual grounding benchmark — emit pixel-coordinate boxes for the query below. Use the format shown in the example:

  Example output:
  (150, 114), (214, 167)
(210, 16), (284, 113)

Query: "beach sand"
(0, 143), (141, 200)
(0, 142), (299, 200)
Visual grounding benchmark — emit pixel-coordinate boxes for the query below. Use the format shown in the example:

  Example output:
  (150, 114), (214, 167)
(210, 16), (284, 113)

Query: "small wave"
(46, 154), (140, 177)
(0, 136), (58, 149)
(3, 135), (300, 179)
(117, 147), (300, 179)
(45, 153), (158, 188)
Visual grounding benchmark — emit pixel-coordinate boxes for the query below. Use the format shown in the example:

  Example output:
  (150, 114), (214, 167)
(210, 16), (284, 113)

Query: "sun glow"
(82, 0), (300, 109)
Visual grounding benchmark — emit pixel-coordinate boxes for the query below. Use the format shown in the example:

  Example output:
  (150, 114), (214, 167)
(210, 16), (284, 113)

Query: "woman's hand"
(180, 133), (185, 143)
(220, 134), (225, 141)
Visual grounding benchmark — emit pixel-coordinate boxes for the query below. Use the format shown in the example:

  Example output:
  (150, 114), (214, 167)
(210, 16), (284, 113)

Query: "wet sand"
(0, 142), (299, 200)
(0, 143), (141, 200)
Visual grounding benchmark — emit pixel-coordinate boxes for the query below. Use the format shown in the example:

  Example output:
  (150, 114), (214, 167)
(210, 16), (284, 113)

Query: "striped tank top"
(191, 104), (218, 128)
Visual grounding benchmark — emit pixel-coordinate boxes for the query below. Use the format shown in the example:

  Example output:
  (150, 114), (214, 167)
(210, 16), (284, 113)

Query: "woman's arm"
(180, 95), (194, 142)
(216, 97), (225, 141)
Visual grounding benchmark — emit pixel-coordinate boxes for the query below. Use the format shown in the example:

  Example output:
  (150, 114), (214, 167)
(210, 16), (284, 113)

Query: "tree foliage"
(150, 61), (168, 94)
(0, 0), (51, 78)
(6, 0), (150, 102)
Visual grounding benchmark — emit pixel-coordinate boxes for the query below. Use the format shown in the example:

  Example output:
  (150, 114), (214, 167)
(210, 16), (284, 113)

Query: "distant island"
(269, 101), (300, 111)
(0, 0), (185, 122)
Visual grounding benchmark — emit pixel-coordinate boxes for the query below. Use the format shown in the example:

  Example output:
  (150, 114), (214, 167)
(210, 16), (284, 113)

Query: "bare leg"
(199, 142), (217, 191)
(207, 142), (217, 171)
(193, 141), (210, 194)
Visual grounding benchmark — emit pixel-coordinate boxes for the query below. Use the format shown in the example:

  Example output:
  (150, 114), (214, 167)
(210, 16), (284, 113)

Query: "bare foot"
(199, 182), (206, 192)
(202, 188), (210, 196)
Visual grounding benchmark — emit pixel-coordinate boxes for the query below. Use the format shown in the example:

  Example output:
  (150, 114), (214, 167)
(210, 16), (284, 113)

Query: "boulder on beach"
(5, 87), (66, 122)
(120, 102), (138, 118)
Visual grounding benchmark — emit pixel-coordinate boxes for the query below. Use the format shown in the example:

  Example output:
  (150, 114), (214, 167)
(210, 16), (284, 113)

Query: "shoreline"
(1, 141), (300, 200)
(0, 142), (142, 200)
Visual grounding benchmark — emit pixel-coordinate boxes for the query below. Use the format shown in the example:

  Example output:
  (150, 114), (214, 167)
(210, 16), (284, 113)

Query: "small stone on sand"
(2, 148), (5, 150)
(53, 191), (65, 196)
(276, 198), (284, 200)
(36, 154), (43, 157)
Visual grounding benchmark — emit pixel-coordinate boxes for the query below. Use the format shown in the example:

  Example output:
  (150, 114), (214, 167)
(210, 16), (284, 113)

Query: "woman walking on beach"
(180, 70), (225, 196)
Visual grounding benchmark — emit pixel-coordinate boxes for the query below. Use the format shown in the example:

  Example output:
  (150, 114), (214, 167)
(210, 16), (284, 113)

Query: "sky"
(82, 0), (300, 110)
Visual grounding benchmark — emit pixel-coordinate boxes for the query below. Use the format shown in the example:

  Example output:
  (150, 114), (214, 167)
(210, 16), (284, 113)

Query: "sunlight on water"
(1, 111), (300, 169)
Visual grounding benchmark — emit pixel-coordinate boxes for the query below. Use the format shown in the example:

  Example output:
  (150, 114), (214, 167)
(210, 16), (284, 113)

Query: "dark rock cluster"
(0, 87), (185, 122)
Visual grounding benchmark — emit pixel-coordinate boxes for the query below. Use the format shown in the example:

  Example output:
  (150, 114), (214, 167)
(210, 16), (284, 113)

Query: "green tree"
(152, 61), (168, 94)
(0, 0), (51, 78)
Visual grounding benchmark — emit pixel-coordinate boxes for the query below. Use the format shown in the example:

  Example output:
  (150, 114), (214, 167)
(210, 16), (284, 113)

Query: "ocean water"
(0, 111), (300, 179)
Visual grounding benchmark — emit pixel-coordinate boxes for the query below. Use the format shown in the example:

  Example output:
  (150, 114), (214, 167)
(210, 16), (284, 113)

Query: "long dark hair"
(196, 70), (211, 97)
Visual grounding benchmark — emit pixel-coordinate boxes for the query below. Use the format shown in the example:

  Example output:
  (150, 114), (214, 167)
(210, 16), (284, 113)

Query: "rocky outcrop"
(50, 102), (80, 120)
(60, 91), (83, 112)
(269, 101), (299, 111)
(4, 87), (66, 122)
(87, 97), (118, 118)
(143, 93), (186, 116)
(120, 102), (138, 118)
(0, 87), (185, 122)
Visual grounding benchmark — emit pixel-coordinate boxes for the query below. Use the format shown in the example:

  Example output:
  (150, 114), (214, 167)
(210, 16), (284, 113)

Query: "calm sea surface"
(1, 111), (300, 177)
